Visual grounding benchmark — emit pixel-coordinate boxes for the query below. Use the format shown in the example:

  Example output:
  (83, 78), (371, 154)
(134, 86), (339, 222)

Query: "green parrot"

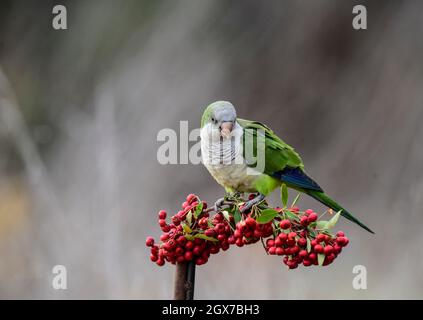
(200, 101), (374, 233)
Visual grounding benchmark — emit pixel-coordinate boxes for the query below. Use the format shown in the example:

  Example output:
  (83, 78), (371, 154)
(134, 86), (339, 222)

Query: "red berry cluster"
(232, 216), (273, 247)
(146, 194), (234, 266)
(146, 194), (350, 270)
(264, 207), (349, 269)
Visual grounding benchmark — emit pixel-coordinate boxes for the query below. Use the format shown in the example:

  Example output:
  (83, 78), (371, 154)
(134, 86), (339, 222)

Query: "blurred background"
(0, 0), (422, 299)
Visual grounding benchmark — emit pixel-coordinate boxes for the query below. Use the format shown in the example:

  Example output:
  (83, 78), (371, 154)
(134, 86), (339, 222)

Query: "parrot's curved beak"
(220, 121), (233, 139)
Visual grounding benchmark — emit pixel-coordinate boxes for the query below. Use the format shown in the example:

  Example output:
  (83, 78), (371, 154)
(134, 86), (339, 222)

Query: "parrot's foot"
(241, 193), (265, 213)
(214, 197), (225, 212)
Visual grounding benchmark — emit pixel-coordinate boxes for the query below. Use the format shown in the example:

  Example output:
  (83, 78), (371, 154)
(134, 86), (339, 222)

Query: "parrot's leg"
(241, 193), (265, 213)
(214, 197), (225, 212)
(214, 191), (242, 212)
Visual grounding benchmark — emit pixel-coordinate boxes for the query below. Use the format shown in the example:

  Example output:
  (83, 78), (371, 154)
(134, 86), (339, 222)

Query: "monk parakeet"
(200, 101), (374, 233)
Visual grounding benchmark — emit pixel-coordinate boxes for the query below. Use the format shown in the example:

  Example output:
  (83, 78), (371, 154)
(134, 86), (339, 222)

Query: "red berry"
(184, 251), (193, 261)
(160, 233), (169, 242)
(214, 223), (226, 234)
(290, 246), (300, 255)
(151, 247), (159, 256)
(210, 246), (219, 254)
(343, 237), (349, 247)
(185, 241), (194, 250)
(300, 216), (309, 226)
(299, 250), (308, 259)
(214, 213), (224, 222)
(228, 236), (236, 244)
(266, 239), (275, 247)
(297, 238), (307, 247)
(279, 233), (288, 242)
(245, 217), (256, 228)
(287, 261), (298, 269)
(303, 259), (312, 266)
(286, 238), (296, 247)
(171, 216), (181, 225)
(288, 232), (297, 239)
(253, 230), (262, 238)
(316, 234), (326, 243)
(204, 229), (216, 238)
(336, 236), (349, 247)
(235, 238), (244, 247)
(159, 219), (167, 227)
(150, 254), (158, 262)
(275, 237), (283, 247)
(336, 231), (345, 237)
(158, 210), (167, 220)
(268, 247), (276, 255)
(186, 194), (197, 204)
(276, 247), (284, 255)
(194, 238), (203, 245)
(308, 212), (318, 222)
(156, 259), (165, 266)
(324, 245), (334, 255)
(304, 209), (313, 215)
(314, 244), (324, 253)
(334, 244), (342, 253)
(177, 210), (186, 219)
(161, 225), (171, 232)
(217, 234), (226, 242)
(145, 236), (154, 247)
(191, 201), (199, 208)
(182, 201), (191, 209)
(237, 221), (247, 232)
(279, 220), (291, 230)
(290, 206), (300, 213)
(244, 231), (253, 238)
(193, 246), (202, 256)
(221, 242), (230, 251)
(177, 236), (187, 246)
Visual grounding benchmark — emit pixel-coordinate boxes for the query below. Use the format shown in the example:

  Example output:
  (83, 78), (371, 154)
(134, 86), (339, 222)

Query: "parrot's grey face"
(208, 101), (237, 139)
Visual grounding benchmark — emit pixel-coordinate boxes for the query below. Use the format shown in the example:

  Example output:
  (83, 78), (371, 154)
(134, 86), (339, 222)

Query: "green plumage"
(237, 118), (374, 234)
(200, 102), (374, 234)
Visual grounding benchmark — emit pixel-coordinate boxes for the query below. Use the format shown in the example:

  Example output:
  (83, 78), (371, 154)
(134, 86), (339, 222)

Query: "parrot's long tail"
(305, 190), (374, 234)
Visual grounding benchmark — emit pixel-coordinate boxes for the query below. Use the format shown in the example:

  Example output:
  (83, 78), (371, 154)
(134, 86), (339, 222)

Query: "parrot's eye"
(211, 117), (217, 124)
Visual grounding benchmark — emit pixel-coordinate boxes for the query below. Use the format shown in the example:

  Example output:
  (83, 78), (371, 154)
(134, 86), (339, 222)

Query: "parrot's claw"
(241, 193), (265, 213)
(214, 197), (225, 212)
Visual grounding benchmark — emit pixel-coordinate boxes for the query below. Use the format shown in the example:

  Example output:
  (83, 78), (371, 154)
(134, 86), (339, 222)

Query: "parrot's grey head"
(201, 101), (237, 139)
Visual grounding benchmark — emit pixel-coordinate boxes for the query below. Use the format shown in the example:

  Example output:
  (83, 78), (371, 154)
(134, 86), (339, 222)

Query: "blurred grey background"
(0, 0), (422, 299)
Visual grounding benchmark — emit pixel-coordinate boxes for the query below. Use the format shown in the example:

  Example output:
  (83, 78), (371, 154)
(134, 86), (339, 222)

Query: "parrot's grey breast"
(200, 122), (260, 192)
(203, 162), (259, 192)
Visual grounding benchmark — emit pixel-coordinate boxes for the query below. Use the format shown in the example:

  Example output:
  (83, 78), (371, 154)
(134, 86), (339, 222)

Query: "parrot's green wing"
(237, 118), (374, 233)
(237, 118), (304, 175)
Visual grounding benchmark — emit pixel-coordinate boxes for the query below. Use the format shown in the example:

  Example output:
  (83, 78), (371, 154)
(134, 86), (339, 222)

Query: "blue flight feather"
(273, 167), (323, 192)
